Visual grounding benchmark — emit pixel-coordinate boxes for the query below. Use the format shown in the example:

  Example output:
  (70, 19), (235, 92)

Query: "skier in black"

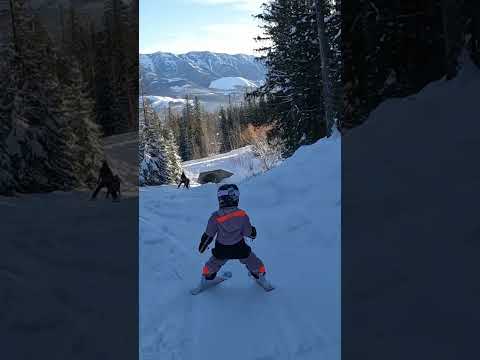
(178, 171), (190, 189)
(91, 160), (115, 200)
(106, 174), (121, 201)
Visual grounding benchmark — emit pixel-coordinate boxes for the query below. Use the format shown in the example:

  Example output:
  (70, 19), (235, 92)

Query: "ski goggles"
(217, 189), (240, 198)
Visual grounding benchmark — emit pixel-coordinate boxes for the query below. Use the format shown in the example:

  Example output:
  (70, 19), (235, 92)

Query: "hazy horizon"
(140, 0), (267, 56)
(139, 49), (261, 56)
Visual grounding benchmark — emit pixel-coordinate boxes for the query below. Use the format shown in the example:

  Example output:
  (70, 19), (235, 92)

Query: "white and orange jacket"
(205, 206), (254, 245)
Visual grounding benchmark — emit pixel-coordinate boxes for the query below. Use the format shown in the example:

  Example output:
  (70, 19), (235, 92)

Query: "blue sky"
(139, 0), (266, 55)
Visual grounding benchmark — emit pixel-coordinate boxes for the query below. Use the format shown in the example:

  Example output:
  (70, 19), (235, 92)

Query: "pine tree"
(191, 96), (207, 158)
(254, 0), (338, 154)
(0, 45), (16, 194)
(178, 95), (193, 160)
(7, 0), (70, 192)
(139, 120), (145, 165)
(140, 100), (169, 185)
(163, 127), (183, 184)
(218, 107), (231, 153)
(0, 0), (115, 195)
(60, 61), (103, 187)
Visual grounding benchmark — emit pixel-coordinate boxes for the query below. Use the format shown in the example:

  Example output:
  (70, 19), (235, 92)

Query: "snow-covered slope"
(342, 52), (480, 358)
(103, 131), (138, 194)
(209, 76), (258, 91)
(140, 132), (341, 360)
(0, 132), (139, 358)
(182, 146), (264, 185)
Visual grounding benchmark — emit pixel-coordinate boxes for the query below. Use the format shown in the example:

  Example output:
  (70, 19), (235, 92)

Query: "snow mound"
(209, 76), (258, 90)
(342, 51), (480, 357)
(140, 132), (341, 360)
(182, 146), (264, 185)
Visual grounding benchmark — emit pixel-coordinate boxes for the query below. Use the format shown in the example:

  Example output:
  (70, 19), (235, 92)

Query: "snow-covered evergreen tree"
(60, 61), (103, 187)
(218, 107), (231, 153)
(191, 96), (207, 158)
(0, 0), (108, 195)
(8, 1), (65, 192)
(139, 120), (146, 165)
(139, 98), (183, 186)
(178, 96), (193, 161)
(254, 0), (339, 154)
(0, 45), (16, 194)
(163, 127), (183, 184)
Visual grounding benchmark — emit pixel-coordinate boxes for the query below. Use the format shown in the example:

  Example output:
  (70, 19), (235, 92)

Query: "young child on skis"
(198, 183), (267, 281)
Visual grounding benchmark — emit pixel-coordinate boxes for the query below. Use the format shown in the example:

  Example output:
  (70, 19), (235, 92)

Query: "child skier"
(198, 183), (267, 281)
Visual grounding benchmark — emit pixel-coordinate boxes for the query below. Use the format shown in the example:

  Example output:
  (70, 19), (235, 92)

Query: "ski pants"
(91, 180), (117, 200)
(202, 251), (266, 277)
(178, 179), (190, 189)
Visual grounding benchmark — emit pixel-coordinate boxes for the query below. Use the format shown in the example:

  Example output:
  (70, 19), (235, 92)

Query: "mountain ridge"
(139, 50), (266, 112)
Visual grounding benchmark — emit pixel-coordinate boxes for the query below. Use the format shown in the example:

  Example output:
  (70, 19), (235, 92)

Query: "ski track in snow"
(182, 146), (264, 185)
(140, 134), (341, 360)
(183, 147), (253, 166)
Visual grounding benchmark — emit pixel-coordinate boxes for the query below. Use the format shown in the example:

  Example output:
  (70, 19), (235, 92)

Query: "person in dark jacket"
(178, 171), (190, 189)
(106, 174), (121, 201)
(91, 160), (114, 200)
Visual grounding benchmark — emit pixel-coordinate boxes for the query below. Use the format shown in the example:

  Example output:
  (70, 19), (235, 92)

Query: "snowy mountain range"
(140, 51), (266, 112)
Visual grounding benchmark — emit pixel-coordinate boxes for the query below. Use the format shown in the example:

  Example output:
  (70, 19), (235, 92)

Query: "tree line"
(251, 0), (342, 156)
(139, 89), (284, 186)
(139, 98), (182, 186)
(342, 0), (480, 131)
(251, 0), (480, 148)
(164, 94), (274, 162)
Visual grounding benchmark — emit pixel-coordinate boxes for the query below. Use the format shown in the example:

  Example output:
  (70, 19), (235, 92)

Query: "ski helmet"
(217, 184), (240, 208)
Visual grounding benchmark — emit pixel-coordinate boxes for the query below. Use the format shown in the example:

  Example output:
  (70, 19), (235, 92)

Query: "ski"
(249, 273), (275, 292)
(190, 271), (232, 295)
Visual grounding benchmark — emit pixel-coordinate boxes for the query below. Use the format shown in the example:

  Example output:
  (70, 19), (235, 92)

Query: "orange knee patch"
(259, 265), (266, 274)
(202, 265), (210, 275)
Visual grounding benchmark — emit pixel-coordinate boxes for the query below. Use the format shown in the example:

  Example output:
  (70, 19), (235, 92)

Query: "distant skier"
(91, 160), (114, 200)
(178, 171), (190, 189)
(198, 184), (267, 281)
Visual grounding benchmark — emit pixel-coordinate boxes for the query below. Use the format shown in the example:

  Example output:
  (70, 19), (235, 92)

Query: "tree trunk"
(441, 0), (454, 79)
(140, 79), (148, 127)
(314, 0), (334, 137)
(8, 0), (24, 79)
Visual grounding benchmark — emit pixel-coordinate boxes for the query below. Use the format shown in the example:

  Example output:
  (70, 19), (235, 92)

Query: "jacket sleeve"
(199, 232), (213, 253)
(205, 214), (218, 238)
(242, 214), (254, 238)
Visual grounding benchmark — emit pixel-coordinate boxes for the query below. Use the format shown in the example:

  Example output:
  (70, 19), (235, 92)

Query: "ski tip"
(222, 271), (232, 278)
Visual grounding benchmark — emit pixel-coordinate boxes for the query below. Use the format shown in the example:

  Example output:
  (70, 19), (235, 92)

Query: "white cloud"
(140, 21), (270, 55)
(187, 0), (265, 12)
(140, 0), (271, 55)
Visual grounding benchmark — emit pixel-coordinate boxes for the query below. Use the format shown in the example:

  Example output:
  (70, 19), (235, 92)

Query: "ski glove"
(250, 226), (257, 239)
(199, 232), (213, 253)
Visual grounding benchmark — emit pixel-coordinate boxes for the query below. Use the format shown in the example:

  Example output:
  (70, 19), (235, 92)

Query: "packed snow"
(209, 76), (258, 91)
(140, 131), (341, 360)
(0, 133), (139, 359)
(103, 131), (139, 194)
(342, 51), (480, 358)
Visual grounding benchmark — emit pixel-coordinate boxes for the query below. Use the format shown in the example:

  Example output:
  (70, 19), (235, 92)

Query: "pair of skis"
(190, 271), (274, 295)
